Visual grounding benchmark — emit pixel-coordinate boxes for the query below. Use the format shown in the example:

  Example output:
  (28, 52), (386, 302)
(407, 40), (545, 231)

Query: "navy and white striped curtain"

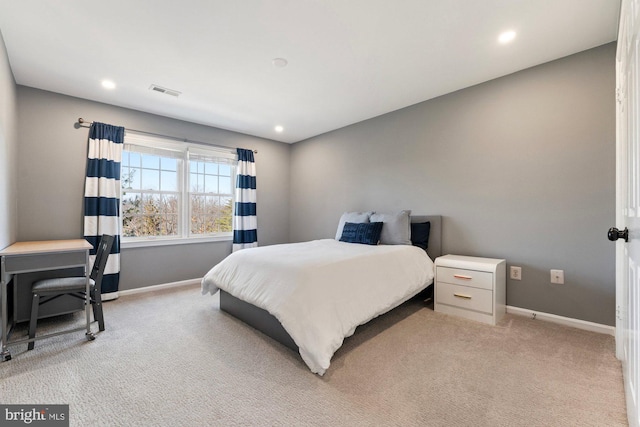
(233, 148), (257, 252)
(83, 122), (124, 300)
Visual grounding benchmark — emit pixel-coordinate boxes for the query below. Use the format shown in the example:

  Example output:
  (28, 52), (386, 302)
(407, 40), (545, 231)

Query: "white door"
(617, 2), (640, 426)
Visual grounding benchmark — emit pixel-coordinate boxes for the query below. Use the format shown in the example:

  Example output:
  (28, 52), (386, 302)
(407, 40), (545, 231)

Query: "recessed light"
(498, 31), (516, 44)
(101, 80), (116, 89)
(275, 125), (284, 133)
(272, 58), (288, 68)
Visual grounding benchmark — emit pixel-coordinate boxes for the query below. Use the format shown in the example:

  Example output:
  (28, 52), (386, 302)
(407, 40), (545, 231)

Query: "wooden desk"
(0, 239), (94, 361)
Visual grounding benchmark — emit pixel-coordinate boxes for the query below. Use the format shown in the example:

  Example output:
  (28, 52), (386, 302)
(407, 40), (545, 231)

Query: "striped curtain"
(83, 122), (124, 300)
(233, 148), (257, 252)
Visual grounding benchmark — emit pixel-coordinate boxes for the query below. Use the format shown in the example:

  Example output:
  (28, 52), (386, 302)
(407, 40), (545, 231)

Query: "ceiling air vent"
(149, 84), (181, 97)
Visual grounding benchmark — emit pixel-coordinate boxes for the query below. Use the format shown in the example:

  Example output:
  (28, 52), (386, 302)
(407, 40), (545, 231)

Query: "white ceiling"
(0, 0), (620, 143)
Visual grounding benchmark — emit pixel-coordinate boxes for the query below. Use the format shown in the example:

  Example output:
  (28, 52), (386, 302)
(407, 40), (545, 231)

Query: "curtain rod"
(77, 118), (257, 154)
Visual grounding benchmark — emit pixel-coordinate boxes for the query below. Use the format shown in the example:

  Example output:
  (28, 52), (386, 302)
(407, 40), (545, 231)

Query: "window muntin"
(121, 134), (236, 243)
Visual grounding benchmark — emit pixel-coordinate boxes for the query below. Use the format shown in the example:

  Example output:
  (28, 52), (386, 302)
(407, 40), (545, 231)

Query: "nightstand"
(434, 255), (506, 325)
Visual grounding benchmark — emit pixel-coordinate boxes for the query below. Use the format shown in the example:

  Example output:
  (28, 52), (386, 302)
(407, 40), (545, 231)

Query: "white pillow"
(370, 210), (412, 245)
(335, 211), (373, 240)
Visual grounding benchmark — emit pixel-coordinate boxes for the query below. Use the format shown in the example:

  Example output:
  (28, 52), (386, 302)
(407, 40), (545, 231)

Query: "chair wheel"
(1, 351), (11, 362)
(86, 332), (96, 341)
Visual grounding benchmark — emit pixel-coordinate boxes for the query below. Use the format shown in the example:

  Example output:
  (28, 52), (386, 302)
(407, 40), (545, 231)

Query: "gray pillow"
(335, 211), (372, 240)
(370, 210), (412, 245)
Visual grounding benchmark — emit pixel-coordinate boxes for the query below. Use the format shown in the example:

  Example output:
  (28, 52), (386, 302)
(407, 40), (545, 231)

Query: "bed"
(202, 214), (442, 375)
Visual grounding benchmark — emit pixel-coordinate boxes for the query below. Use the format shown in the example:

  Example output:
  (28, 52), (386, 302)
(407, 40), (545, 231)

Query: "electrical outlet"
(510, 266), (522, 280)
(550, 269), (564, 284)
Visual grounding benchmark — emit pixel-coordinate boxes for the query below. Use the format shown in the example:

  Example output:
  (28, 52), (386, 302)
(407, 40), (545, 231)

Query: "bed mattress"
(202, 239), (434, 375)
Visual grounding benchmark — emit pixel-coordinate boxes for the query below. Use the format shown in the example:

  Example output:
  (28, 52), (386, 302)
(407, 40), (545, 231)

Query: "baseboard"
(506, 306), (615, 336)
(118, 278), (201, 297)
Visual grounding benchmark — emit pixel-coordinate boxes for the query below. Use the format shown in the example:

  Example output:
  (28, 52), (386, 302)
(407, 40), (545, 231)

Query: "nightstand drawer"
(436, 266), (493, 290)
(436, 282), (493, 314)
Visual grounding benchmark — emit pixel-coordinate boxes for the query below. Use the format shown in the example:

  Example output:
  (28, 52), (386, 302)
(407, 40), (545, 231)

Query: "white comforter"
(201, 239), (434, 375)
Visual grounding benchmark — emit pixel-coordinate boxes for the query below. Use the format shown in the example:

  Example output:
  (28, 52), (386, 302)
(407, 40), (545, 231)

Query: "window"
(120, 133), (236, 244)
(188, 150), (234, 235)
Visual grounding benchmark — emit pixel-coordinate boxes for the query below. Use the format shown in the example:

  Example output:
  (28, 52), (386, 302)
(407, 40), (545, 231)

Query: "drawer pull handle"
(453, 293), (472, 300)
(453, 274), (473, 280)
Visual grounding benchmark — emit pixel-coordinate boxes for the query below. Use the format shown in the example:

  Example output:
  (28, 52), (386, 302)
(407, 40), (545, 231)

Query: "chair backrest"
(90, 235), (115, 292)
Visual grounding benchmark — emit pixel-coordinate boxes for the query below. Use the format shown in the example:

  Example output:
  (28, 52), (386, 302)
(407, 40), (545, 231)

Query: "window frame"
(120, 133), (236, 248)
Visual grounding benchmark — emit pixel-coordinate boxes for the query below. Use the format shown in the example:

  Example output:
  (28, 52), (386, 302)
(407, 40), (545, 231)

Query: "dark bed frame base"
(219, 215), (442, 353)
(220, 290), (298, 351)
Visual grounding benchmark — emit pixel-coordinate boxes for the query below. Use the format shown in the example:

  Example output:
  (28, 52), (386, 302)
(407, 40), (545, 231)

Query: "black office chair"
(28, 234), (115, 350)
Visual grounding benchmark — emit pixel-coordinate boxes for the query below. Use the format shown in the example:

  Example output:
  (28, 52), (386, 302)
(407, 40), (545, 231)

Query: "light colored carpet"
(0, 284), (627, 426)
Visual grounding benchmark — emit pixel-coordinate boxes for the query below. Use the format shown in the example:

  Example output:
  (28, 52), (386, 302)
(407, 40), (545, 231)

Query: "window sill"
(122, 235), (232, 249)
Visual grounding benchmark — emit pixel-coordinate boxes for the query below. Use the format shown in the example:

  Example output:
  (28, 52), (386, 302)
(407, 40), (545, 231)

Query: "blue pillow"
(339, 222), (384, 245)
(334, 211), (373, 240)
(410, 222), (431, 251)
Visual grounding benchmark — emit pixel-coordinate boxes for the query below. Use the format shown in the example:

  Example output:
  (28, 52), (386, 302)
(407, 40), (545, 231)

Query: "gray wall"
(290, 43), (616, 325)
(16, 87), (290, 290)
(0, 30), (17, 249)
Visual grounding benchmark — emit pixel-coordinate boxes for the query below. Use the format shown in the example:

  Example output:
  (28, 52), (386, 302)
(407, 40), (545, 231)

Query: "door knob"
(608, 227), (629, 242)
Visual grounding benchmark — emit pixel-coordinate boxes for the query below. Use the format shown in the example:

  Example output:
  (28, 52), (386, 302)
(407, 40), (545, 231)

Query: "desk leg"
(84, 250), (95, 341)
(1, 258), (11, 362)
(11, 275), (17, 331)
